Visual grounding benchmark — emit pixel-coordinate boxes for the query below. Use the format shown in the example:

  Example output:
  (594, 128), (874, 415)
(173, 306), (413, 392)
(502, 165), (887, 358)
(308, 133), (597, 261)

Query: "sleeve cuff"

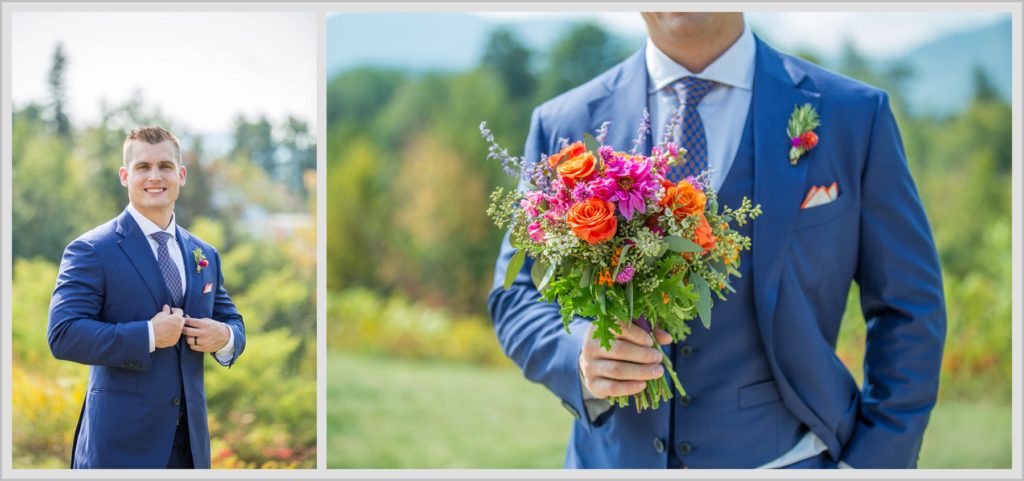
(147, 321), (155, 353)
(214, 326), (235, 365)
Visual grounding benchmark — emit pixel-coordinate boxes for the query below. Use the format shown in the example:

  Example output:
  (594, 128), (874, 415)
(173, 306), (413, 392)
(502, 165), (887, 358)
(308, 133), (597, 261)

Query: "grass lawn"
(327, 352), (1011, 469)
(327, 352), (572, 468)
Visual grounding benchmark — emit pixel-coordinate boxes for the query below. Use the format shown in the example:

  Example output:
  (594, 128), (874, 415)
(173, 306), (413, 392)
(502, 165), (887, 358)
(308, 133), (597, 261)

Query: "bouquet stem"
(608, 333), (687, 412)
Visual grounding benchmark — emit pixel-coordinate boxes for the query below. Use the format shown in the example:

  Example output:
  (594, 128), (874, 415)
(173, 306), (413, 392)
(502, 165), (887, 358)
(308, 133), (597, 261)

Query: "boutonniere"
(192, 247), (209, 273)
(787, 103), (821, 165)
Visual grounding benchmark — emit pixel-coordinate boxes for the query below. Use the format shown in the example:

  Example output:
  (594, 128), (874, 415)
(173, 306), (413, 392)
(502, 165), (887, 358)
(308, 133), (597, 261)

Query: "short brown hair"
(122, 126), (181, 166)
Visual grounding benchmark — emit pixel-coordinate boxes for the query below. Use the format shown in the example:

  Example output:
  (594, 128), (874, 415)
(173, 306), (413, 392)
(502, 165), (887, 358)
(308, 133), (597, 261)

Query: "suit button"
(561, 400), (581, 420)
(679, 442), (693, 456)
(171, 397), (181, 407)
(120, 362), (129, 368)
(679, 395), (692, 407)
(653, 438), (665, 453)
(680, 345), (694, 357)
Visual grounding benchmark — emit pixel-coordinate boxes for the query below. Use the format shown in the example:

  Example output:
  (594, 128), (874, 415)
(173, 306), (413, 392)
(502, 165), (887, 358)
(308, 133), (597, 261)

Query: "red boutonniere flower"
(192, 247), (209, 273)
(787, 104), (821, 165)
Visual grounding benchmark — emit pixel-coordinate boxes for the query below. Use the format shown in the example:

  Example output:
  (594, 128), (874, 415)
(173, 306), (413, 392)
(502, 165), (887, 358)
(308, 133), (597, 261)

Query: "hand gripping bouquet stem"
(482, 112), (761, 411)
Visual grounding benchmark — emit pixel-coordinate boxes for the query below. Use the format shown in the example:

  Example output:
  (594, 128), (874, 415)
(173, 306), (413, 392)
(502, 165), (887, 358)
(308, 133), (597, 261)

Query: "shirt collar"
(126, 203), (177, 240)
(646, 22), (756, 93)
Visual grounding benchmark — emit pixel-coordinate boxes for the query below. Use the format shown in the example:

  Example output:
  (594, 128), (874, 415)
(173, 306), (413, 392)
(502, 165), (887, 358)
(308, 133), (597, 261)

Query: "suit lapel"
(115, 210), (168, 307)
(588, 45), (651, 153)
(750, 37), (822, 350)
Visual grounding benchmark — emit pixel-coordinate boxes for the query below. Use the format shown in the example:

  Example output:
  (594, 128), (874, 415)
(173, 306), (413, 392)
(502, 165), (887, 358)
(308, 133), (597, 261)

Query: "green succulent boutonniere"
(787, 103), (821, 165)
(192, 247), (209, 273)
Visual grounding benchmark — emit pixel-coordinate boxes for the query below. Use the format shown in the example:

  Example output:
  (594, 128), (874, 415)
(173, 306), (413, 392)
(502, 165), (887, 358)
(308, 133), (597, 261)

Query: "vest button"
(680, 345), (694, 357)
(653, 438), (665, 453)
(171, 397), (181, 406)
(679, 395), (692, 407)
(679, 442), (693, 455)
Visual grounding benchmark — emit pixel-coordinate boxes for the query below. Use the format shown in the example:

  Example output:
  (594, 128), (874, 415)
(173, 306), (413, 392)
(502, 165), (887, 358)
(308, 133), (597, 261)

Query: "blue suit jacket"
(488, 37), (945, 468)
(48, 209), (246, 468)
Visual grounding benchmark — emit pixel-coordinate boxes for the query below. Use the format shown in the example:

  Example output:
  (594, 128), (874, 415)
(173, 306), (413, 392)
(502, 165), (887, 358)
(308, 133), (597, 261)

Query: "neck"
(650, 21), (744, 73)
(134, 204), (174, 230)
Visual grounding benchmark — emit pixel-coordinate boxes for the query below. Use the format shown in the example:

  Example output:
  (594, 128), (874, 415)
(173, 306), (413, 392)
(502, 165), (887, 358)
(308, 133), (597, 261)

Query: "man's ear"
(179, 165), (187, 186)
(118, 166), (129, 187)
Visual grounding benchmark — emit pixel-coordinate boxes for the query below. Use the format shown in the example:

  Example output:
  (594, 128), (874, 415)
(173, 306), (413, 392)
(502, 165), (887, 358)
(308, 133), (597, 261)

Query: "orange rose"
(547, 141), (586, 168)
(567, 198), (617, 244)
(659, 180), (706, 220)
(557, 152), (597, 187)
(692, 213), (717, 255)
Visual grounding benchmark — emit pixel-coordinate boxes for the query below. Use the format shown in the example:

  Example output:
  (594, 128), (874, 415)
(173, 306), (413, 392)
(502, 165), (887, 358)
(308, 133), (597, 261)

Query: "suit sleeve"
(486, 108), (606, 429)
(48, 238), (152, 371)
(210, 249), (245, 367)
(841, 93), (947, 468)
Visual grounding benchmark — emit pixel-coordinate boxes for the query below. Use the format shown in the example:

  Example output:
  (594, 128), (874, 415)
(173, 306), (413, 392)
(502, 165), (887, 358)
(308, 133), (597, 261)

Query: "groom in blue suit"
(489, 13), (945, 468)
(49, 126), (246, 468)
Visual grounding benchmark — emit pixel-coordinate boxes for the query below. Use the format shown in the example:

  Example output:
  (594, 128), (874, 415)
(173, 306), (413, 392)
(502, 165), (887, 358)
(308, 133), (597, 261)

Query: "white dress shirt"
(646, 23), (755, 192)
(126, 204), (234, 362)
(581, 24), (854, 469)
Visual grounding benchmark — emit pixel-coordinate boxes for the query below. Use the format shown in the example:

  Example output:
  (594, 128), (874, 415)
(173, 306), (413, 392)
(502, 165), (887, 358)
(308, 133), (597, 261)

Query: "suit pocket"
(93, 366), (142, 395)
(738, 379), (780, 410)
(794, 192), (853, 230)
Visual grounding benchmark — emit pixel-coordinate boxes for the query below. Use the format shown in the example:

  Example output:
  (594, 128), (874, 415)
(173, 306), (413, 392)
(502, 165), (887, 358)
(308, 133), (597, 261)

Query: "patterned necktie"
(669, 77), (718, 182)
(150, 231), (184, 308)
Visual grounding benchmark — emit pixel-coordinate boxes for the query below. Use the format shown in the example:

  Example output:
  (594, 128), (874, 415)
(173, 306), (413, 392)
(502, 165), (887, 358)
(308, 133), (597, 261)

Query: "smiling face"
(119, 139), (186, 228)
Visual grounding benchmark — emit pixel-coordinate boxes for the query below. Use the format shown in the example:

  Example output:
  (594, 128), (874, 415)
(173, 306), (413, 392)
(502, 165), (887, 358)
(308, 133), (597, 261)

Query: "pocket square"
(801, 182), (838, 209)
(203, 282), (213, 294)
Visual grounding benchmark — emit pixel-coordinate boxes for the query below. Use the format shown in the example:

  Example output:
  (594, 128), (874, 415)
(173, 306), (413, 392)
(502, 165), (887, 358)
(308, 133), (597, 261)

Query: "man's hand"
(152, 305), (185, 349)
(579, 322), (673, 399)
(181, 316), (230, 353)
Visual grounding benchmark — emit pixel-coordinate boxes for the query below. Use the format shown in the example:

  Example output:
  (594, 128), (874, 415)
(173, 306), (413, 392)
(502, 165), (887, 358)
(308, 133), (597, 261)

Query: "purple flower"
(790, 137), (802, 147)
(571, 182), (593, 202)
(684, 176), (704, 192)
(598, 145), (614, 162)
(595, 121), (612, 144)
(630, 109), (651, 155)
(592, 155), (659, 220)
(615, 265), (635, 284)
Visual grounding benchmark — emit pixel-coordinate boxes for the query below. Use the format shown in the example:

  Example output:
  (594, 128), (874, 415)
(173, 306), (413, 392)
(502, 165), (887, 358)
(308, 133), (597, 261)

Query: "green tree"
(538, 23), (630, 102)
(481, 28), (536, 101)
(47, 43), (71, 139)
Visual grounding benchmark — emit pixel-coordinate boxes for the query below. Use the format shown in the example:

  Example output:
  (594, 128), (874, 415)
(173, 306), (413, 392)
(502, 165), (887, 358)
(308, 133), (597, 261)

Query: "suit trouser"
(166, 410), (194, 469)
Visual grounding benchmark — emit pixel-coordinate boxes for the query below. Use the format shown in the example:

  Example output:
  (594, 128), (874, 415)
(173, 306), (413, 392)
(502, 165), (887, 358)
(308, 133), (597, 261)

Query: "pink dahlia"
(592, 155), (659, 220)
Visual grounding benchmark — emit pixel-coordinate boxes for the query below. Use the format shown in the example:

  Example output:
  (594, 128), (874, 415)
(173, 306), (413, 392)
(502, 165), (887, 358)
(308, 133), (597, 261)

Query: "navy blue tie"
(669, 77), (717, 182)
(150, 231), (183, 308)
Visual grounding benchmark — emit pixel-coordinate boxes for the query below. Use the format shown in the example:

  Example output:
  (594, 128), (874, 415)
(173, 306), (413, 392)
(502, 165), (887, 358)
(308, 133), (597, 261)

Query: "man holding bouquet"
(488, 13), (945, 468)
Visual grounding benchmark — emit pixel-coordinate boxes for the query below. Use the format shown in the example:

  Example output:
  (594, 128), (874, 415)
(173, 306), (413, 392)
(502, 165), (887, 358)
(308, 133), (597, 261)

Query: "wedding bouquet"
(482, 112), (761, 411)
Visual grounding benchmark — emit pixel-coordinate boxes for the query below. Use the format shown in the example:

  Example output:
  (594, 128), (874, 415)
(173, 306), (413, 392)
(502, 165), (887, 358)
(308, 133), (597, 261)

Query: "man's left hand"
(182, 317), (230, 353)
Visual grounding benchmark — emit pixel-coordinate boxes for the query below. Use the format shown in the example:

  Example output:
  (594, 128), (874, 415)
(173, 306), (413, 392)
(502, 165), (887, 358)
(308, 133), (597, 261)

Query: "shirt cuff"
(579, 368), (613, 422)
(214, 326), (235, 364)
(147, 321), (155, 353)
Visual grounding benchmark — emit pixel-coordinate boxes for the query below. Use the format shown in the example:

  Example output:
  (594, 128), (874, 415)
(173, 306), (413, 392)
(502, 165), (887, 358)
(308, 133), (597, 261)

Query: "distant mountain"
(327, 13), (1011, 116)
(885, 18), (1011, 116)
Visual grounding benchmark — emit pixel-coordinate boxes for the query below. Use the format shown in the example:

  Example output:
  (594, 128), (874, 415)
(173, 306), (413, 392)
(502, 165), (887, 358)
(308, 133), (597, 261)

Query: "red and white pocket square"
(203, 282), (214, 294)
(801, 182), (838, 209)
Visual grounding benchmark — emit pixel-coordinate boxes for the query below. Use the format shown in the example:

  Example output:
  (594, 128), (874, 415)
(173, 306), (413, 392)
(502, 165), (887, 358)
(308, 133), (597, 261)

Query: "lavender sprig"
(595, 121), (612, 145)
(661, 103), (684, 145)
(630, 109), (651, 155)
(480, 121), (527, 178)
